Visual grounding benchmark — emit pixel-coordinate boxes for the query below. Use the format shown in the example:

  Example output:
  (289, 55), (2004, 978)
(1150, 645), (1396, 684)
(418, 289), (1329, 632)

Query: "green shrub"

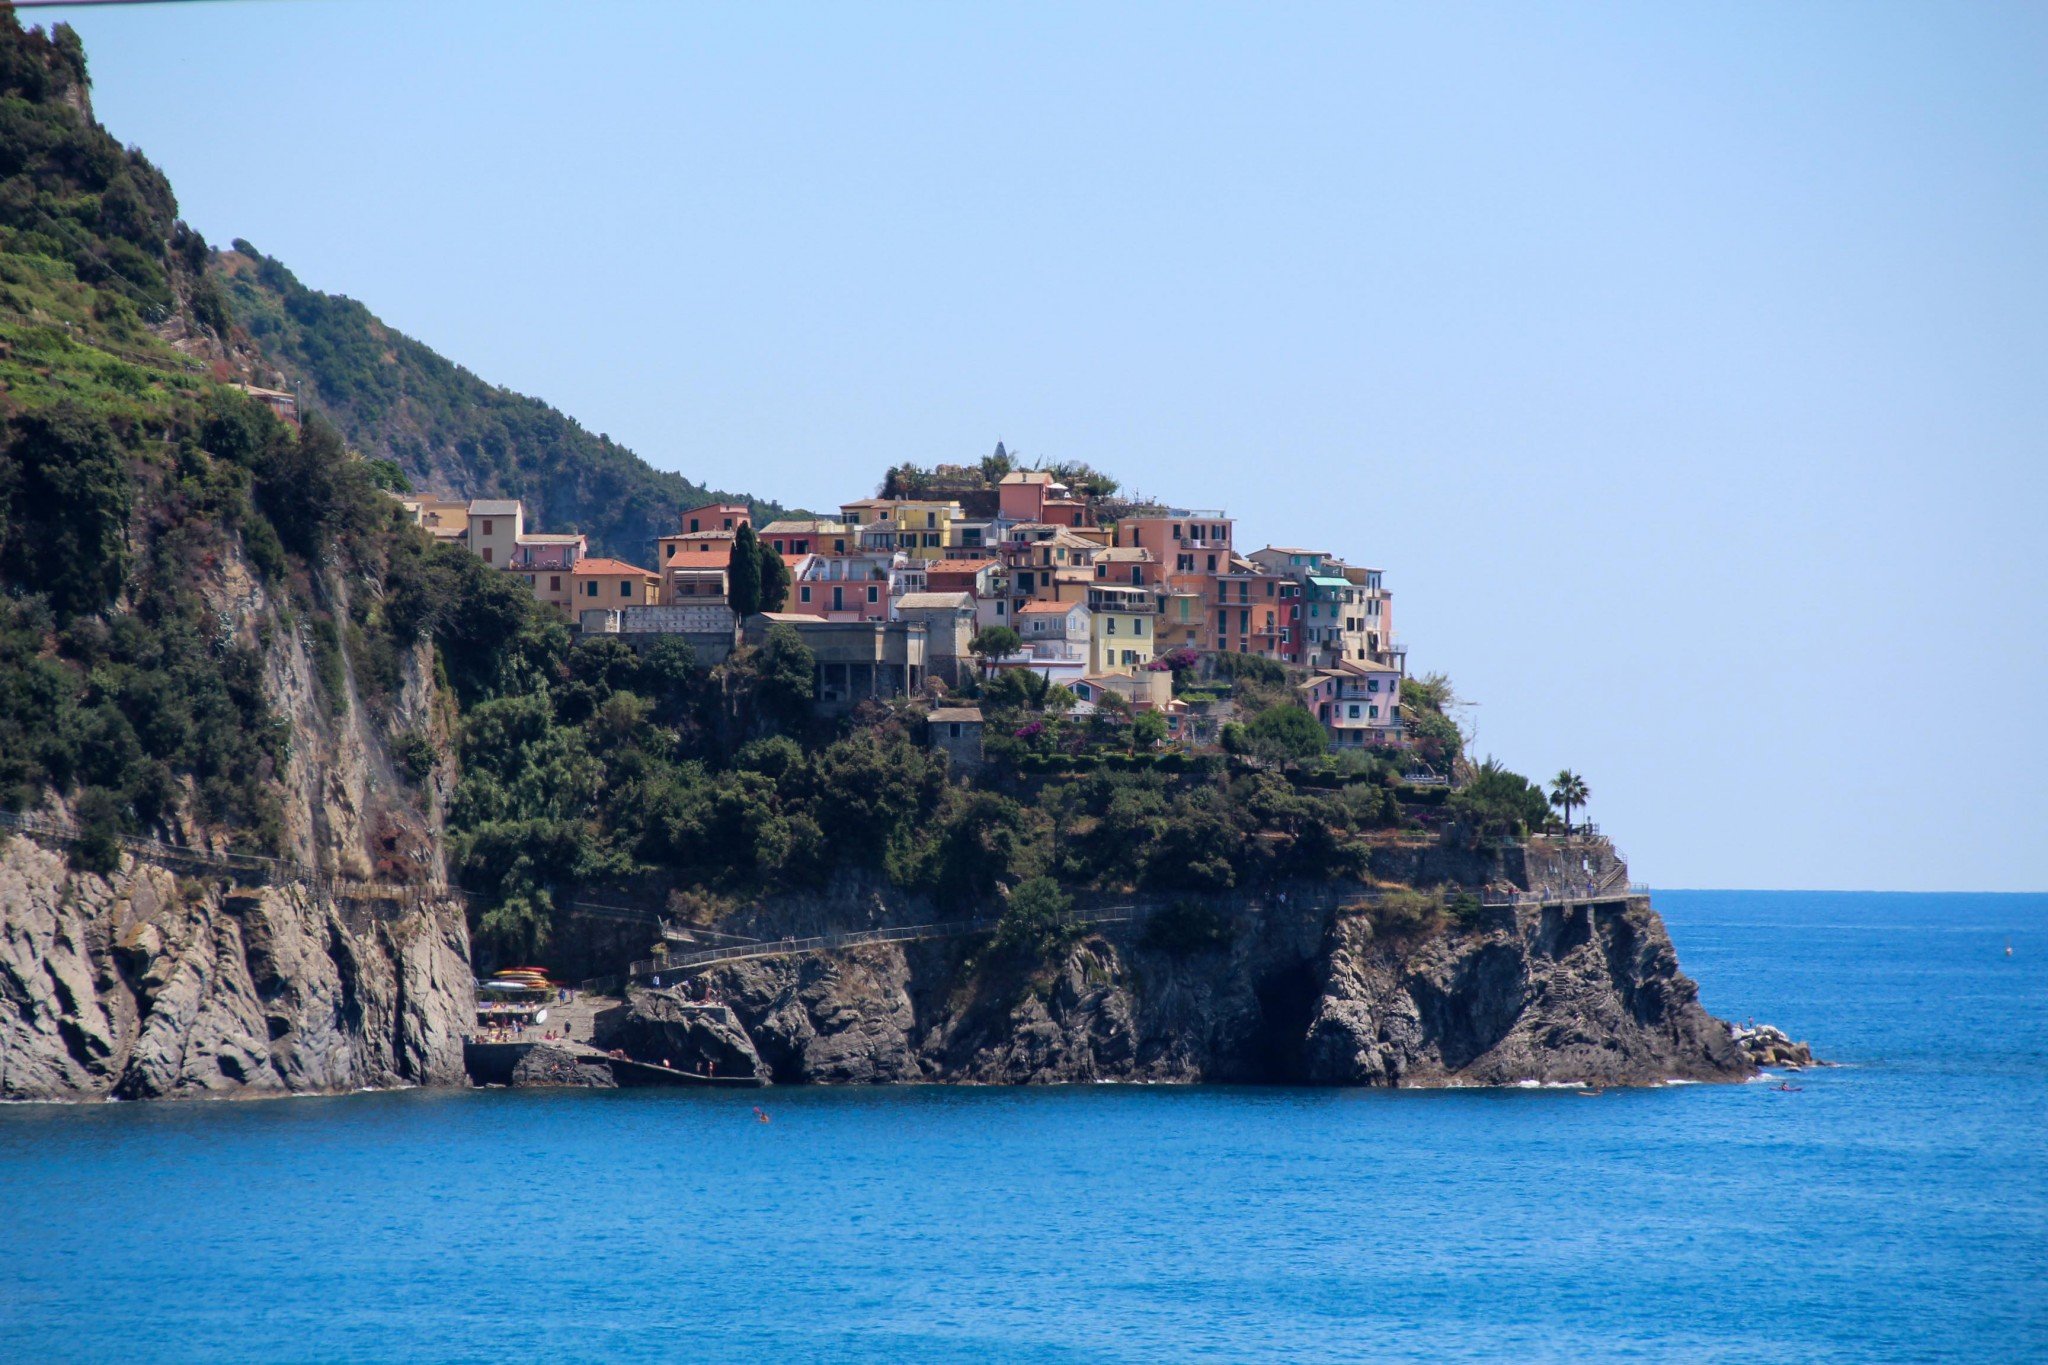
(991, 877), (1078, 958)
(394, 731), (437, 783)
(1364, 888), (1448, 939)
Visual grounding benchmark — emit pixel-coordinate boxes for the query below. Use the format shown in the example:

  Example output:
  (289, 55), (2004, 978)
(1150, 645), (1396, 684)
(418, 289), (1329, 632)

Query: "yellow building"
(1085, 584), (1156, 675)
(569, 558), (661, 615)
(519, 564), (577, 617)
(837, 497), (961, 561)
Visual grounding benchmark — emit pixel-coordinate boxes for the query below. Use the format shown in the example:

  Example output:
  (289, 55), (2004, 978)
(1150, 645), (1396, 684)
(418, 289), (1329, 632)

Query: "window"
(800, 586), (812, 603)
(866, 585), (879, 603)
(1107, 618), (1118, 634)
(1368, 705), (1380, 719)
(1135, 617), (1146, 635)
(995, 601), (1005, 615)
(665, 544), (676, 560)
(1348, 704), (1361, 719)
(689, 518), (700, 532)
(481, 519), (494, 535)
(949, 722), (962, 738)
(482, 548), (493, 563)
(1367, 679), (1380, 693)
(549, 576), (561, 592)
(1172, 523), (1182, 538)
(584, 581), (597, 597)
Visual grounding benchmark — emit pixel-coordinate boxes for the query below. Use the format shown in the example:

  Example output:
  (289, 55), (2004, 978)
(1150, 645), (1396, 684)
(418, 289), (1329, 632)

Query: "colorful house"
(1084, 584), (1156, 675)
(1297, 659), (1405, 748)
(837, 497), (962, 561)
(925, 556), (1009, 631)
(761, 518), (854, 557)
(571, 558), (661, 610)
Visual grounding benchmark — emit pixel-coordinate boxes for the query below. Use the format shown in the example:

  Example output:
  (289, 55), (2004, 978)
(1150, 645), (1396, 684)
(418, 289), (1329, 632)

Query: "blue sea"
(2, 890), (2044, 1363)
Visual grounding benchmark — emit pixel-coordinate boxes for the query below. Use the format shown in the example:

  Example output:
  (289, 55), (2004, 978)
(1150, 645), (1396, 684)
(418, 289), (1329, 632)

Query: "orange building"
(569, 558), (661, 612)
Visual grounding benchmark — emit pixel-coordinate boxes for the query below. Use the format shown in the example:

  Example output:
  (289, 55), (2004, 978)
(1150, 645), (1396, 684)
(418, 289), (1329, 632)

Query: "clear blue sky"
(49, 0), (2047, 890)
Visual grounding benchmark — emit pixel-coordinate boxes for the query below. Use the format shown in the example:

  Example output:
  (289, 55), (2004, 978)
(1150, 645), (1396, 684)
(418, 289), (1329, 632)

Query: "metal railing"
(0, 809), (450, 906)
(630, 908), (1140, 979)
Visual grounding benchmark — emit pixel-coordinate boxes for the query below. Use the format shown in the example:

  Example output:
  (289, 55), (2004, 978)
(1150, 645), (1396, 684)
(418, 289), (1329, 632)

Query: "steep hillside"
(212, 245), (792, 562)
(0, 13), (469, 1100)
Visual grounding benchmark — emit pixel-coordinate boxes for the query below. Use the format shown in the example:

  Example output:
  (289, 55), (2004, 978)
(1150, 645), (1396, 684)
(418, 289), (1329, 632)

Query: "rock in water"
(1730, 1022), (1819, 1070)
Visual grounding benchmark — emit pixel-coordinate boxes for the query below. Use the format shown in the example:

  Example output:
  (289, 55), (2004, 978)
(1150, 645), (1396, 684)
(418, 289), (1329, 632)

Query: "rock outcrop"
(1731, 1022), (1817, 1070)
(0, 838), (470, 1101)
(617, 887), (1753, 1088)
(598, 992), (770, 1083)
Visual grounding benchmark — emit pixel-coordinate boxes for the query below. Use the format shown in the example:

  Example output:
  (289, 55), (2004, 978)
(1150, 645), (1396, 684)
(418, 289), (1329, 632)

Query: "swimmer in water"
(753, 1106), (771, 1124)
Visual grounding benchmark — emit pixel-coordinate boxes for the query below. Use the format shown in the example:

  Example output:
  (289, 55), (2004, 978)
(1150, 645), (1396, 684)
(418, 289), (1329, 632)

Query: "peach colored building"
(761, 519), (854, 557)
(997, 469), (1095, 528)
(570, 558), (661, 611)
(681, 503), (750, 535)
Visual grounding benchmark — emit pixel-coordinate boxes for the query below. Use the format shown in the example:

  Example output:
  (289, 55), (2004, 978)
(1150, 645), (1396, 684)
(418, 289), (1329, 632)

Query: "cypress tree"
(728, 521), (763, 615)
(758, 540), (791, 612)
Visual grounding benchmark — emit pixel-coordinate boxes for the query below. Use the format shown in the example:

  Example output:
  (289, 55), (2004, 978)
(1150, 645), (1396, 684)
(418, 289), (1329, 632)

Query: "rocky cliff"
(0, 838), (469, 1100)
(614, 877), (1751, 1089)
(0, 562), (473, 1103)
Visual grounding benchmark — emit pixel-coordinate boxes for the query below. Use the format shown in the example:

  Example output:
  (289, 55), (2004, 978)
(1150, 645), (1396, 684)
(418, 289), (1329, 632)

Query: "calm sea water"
(3, 890), (2044, 1363)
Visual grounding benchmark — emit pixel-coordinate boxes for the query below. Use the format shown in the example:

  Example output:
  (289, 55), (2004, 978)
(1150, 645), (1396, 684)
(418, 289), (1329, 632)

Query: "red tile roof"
(572, 558), (656, 577)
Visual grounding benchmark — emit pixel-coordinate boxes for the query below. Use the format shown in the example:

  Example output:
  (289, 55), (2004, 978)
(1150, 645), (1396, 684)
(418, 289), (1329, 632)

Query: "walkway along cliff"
(593, 838), (1760, 1089)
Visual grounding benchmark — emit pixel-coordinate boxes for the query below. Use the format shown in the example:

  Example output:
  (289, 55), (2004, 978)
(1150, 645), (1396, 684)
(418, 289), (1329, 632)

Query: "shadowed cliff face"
(0, 840), (469, 1101)
(627, 890), (1750, 1089)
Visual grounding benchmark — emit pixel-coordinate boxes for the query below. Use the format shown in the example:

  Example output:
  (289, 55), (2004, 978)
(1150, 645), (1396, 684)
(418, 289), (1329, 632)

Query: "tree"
(256, 413), (351, 557)
(1406, 671), (1459, 713)
(753, 622), (815, 729)
(1448, 758), (1550, 837)
(970, 624), (1020, 672)
(991, 876), (1078, 958)
(1131, 709), (1169, 751)
(1549, 770), (1590, 833)
(757, 539), (791, 612)
(1248, 705), (1328, 763)
(0, 404), (132, 617)
(728, 522), (763, 616)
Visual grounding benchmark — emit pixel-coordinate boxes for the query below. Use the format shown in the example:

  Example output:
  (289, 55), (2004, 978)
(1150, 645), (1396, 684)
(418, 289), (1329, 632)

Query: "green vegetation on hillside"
(0, 14), (431, 867)
(211, 243), (791, 563)
(879, 443), (1122, 500)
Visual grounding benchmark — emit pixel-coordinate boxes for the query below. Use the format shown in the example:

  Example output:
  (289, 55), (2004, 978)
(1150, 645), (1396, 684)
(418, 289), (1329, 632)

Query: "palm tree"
(1549, 770), (1589, 834)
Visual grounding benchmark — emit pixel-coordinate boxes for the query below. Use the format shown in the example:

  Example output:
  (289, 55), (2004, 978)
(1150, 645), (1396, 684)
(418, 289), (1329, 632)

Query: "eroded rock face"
(603, 990), (770, 1083)
(1302, 902), (1747, 1086)
(646, 893), (1751, 1089)
(0, 839), (470, 1101)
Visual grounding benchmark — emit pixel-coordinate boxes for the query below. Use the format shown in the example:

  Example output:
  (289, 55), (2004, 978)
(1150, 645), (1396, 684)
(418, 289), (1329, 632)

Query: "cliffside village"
(397, 468), (1408, 753)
